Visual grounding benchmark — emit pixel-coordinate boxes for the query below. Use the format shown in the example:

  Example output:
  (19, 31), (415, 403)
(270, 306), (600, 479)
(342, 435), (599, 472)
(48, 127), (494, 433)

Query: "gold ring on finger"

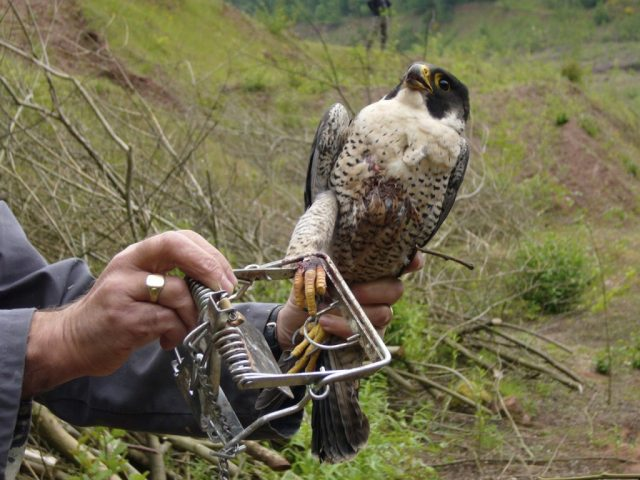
(146, 274), (165, 303)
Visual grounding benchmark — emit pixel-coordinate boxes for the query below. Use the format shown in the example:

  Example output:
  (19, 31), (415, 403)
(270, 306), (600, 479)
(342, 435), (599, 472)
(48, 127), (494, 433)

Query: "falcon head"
(385, 62), (470, 131)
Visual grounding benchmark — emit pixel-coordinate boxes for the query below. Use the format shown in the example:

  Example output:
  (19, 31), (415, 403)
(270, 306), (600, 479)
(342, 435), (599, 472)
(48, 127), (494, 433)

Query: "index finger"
(402, 252), (425, 275)
(119, 231), (236, 292)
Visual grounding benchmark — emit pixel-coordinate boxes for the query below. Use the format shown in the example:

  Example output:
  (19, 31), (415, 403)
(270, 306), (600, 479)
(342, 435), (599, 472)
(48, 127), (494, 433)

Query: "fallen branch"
(441, 335), (495, 371)
(387, 345), (405, 358)
(540, 474), (640, 480)
(428, 456), (634, 468)
(469, 340), (582, 391)
(244, 440), (291, 471)
(494, 377), (534, 459)
(24, 447), (58, 468)
(494, 320), (573, 353)
(395, 368), (493, 414)
(146, 434), (166, 480)
(384, 366), (420, 392)
(484, 325), (583, 387)
(125, 445), (181, 480)
(21, 459), (68, 480)
(32, 404), (122, 480)
(163, 435), (240, 476)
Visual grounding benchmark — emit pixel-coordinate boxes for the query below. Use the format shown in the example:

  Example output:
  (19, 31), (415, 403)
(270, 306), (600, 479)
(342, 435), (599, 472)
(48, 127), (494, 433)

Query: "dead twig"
(483, 325), (583, 388)
(384, 366), (420, 392)
(163, 435), (240, 477)
(494, 374), (534, 459)
(394, 368), (493, 414)
(418, 247), (475, 270)
(243, 440), (291, 471)
(31, 404), (122, 480)
(146, 434), (167, 480)
(469, 340), (582, 391)
(540, 474), (640, 480)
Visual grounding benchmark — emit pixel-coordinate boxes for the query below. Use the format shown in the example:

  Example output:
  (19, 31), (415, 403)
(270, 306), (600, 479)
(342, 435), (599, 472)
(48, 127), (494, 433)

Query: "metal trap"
(172, 253), (391, 464)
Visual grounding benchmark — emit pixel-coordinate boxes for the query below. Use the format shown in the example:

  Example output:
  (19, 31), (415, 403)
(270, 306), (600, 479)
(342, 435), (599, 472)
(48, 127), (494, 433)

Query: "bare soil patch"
(2, 0), (182, 108)
(552, 118), (637, 213)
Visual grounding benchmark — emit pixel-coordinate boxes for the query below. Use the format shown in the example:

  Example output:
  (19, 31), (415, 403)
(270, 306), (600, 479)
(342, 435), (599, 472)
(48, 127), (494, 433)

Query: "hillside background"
(1, 0), (640, 479)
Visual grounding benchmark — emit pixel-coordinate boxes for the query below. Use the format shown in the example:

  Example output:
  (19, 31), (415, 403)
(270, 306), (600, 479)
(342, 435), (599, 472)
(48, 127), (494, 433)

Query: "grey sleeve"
(0, 201), (94, 476)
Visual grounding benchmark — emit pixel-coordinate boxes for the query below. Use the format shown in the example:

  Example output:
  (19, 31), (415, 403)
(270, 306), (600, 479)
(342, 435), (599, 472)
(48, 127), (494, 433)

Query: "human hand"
(23, 231), (236, 397)
(275, 253), (424, 349)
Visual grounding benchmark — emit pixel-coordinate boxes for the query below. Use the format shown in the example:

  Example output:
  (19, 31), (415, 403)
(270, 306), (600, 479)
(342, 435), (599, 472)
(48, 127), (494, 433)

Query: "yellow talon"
(291, 323), (319, 358)
(293, 268), (305, 309)
(316, 264), (326, 296)
(288, 355), (308, 374)
(305, 350), (321, 372)
(312, 325), (328, 346)
(286, 324), (329, 374)
(289, 343), (320, 374)
(304, 267), (318, 315)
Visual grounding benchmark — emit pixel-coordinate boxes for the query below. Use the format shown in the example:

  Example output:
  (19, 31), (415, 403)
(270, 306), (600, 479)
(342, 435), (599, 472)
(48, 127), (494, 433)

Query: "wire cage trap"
(172, 252), (391, 461)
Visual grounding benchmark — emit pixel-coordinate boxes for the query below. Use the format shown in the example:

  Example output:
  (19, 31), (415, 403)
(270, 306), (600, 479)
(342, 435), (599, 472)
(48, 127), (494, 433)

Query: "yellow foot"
(293, 259), (327, 316)
(287, 322), (328, 373)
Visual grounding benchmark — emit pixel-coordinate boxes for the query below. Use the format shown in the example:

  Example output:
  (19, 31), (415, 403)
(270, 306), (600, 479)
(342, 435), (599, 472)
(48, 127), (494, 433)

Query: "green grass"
(255, 374), (440, 480)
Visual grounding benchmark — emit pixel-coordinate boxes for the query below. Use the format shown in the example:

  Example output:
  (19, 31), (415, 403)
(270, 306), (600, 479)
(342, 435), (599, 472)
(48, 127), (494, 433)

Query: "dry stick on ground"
(469, 340), (583, 391)
(540, 474), (640, 480)
(384, 366), (421, 392)
(146, 434), (167, 480)
(32, 404), (123, 480)
(496, 321), (574, 354)
(243, 441), (291, 471)
(124, 447), (181, 480)
(428, 457), (634, 469)
(199, 438), (291, 472)
(483, 325), (583, 388)
(494, 375), (534, 459)
(163, 435), (240, 477)
(441, 335), (496, 371)
(393, 368), (493, 414)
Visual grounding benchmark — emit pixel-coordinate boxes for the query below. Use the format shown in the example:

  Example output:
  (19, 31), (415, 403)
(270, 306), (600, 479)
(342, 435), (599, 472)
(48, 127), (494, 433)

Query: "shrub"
(594, 351), (611, 375)
(593, 4), (611, 25)
(515, 234), (592, 314)
(555, 112), (570, 126)
(561, 61), (583, 83)
(622, 156), (638, 178)
(579, 115), (599, 137)
(580, 0), (601, 9)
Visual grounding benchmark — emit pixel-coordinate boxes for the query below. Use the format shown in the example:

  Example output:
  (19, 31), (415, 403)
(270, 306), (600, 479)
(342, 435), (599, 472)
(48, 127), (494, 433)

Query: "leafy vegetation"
(514, 234), (592, 314)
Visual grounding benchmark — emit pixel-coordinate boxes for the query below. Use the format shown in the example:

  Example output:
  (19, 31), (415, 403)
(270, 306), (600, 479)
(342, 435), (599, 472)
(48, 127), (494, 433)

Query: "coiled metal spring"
(213, 327), (253, 385)
(186, 276), (214, 312)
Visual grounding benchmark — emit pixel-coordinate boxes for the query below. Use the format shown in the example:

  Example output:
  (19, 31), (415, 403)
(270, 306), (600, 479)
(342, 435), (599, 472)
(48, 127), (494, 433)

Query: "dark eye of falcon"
(438, 77), (451, 91)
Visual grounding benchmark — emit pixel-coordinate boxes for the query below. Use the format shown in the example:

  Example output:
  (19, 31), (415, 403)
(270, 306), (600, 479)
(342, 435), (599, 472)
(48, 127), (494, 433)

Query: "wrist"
(22, 307), (85, 397)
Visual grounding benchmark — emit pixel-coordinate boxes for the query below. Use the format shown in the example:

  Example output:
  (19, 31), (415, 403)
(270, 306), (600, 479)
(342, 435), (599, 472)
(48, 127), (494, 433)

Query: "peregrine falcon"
(265, 62), (470, 462)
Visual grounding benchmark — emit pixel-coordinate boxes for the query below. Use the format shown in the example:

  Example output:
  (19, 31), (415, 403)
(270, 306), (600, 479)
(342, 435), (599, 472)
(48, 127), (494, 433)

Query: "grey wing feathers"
(421, 139), (469, 246)
(304, 103), (351, 209)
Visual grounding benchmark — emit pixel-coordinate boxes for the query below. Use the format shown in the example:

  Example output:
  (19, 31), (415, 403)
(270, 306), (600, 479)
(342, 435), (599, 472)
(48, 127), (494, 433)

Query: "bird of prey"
(263, 62), (470, 462)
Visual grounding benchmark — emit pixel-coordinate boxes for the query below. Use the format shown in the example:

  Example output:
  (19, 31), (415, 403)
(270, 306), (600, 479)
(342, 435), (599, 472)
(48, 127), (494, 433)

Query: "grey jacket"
(0, 201), (298, 477)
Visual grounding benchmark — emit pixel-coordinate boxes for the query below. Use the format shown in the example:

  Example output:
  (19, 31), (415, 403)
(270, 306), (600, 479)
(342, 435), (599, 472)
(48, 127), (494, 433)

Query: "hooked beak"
(405, 64), (432, 93)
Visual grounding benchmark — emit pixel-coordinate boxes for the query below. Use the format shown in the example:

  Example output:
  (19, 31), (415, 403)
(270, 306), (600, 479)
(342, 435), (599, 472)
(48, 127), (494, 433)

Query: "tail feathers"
(311, 351), (369, 463)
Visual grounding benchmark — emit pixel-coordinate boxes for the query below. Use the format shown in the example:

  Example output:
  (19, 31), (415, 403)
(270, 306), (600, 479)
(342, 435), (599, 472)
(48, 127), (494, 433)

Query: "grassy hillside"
(2, 0), (640, 478)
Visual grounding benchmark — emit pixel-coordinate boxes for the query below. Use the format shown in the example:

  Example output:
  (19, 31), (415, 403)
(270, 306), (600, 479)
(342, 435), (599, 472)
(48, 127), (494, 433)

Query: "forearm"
(22, 308), (86, 398)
